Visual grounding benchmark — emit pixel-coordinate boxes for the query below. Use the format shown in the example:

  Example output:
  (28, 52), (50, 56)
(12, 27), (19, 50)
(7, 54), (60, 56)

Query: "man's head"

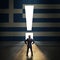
(28, 35), (31, 39)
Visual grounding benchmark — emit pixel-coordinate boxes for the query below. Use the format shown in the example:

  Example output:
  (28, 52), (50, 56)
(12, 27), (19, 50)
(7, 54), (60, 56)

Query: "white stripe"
(23, 4), (60, 9)
(14, 9), (22, 13)
(0, 23), (60, 27)
(0, 9), (22, 13)
(0, 32), (60, 36)
(9, 0), (14, 23)
(23, 13), (60, 18)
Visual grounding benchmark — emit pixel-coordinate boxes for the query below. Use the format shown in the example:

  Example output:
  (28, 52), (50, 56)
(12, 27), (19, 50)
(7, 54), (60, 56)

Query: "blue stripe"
(14, 0), (22, 9)
(34, 9), (60, 13)
(0, 0), (9, 9)
(14, 14), (22, 22)
(23, 0), (60, 4)
(34, 36), (60, 41)
(0, 14), (9, 23)
(14, 18), (26, 22)
(33, 18), (60, 22)
(0, 36), (60, 41)
(14, 0), (60, 9)
(0, 36), (25, 41)
(23, 9), (60, 13)
(14, 18), (60, 22)
(0, 27), (60, 32)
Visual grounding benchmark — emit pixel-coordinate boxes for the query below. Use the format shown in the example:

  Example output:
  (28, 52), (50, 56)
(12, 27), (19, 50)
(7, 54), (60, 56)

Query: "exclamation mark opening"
(25, 5), (34, 39)
(25, 5), (34, 31)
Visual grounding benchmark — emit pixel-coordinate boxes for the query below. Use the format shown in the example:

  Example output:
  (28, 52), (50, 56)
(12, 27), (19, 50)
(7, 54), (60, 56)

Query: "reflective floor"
(0, 41), (60, 60)
(15, 44), (47, 60)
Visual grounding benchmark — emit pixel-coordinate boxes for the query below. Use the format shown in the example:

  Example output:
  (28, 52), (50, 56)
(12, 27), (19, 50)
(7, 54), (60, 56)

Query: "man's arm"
(32, 39), (35, 44)
(25, 40), (27, 44)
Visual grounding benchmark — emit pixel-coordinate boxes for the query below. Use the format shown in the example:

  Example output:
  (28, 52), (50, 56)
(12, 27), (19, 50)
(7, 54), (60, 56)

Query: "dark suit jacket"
(25, 38), (34, 48)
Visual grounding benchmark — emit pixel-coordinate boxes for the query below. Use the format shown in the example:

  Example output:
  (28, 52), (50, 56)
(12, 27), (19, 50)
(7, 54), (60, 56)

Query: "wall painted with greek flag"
(0, 0), (60, 41)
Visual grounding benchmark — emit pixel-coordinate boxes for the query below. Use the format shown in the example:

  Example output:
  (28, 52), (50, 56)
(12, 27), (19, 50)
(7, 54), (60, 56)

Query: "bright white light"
(28, 48), (31, 58)
(25, 5), (34, 31)
(25, 32), (33, 39)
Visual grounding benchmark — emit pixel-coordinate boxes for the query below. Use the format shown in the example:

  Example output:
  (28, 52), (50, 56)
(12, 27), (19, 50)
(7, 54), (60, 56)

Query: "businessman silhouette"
(25, 35), (34, 56)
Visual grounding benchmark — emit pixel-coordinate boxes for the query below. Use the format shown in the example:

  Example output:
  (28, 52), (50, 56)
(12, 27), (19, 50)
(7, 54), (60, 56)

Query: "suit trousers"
(26, 45), (33, 56)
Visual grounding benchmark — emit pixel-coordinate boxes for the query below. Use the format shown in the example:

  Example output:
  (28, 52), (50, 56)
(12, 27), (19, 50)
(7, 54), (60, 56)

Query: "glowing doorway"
(25, 32), (33, 39)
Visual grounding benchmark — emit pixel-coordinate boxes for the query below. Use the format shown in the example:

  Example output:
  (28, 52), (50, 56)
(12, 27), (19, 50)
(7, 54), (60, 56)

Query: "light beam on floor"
(14, 44), (47, 60)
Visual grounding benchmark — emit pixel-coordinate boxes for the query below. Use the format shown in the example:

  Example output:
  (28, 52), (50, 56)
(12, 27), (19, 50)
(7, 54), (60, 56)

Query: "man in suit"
(25, 35), (35, 56)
